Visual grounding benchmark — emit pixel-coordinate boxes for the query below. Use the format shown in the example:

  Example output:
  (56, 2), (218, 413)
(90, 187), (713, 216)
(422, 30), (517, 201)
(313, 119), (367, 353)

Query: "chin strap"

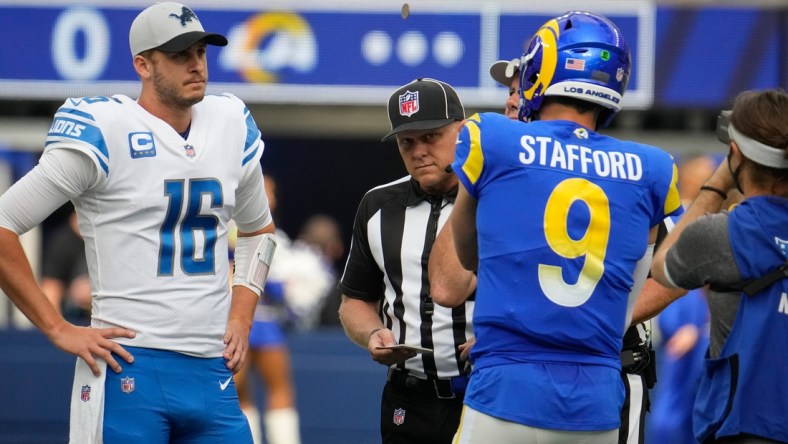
(727, 149), (745, 194)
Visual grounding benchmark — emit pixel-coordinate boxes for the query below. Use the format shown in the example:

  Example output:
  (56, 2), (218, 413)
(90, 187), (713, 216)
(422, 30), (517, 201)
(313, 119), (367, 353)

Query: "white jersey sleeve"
(232, 104), (272, 233)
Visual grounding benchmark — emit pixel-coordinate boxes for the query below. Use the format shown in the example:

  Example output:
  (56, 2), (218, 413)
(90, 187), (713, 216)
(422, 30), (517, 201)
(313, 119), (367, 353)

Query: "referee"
(338, 78), (475, 444)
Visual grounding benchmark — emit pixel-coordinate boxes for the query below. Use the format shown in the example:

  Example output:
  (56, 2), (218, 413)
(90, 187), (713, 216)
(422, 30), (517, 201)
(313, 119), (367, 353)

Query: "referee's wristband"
(369, 328), (383, 339)
(700, 185), (727, 200)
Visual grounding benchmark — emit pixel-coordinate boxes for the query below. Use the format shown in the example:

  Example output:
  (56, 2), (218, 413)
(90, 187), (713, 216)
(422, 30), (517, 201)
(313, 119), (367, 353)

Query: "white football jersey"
(44, 94), (268, 357)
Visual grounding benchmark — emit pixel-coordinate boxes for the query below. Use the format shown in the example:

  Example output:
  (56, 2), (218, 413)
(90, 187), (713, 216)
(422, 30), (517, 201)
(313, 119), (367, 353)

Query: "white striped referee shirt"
(339, 176), (474, 379)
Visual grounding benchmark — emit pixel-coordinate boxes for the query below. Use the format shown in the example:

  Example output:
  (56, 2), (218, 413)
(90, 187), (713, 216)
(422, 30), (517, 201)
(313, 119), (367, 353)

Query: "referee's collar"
(406, 178), (458, 207)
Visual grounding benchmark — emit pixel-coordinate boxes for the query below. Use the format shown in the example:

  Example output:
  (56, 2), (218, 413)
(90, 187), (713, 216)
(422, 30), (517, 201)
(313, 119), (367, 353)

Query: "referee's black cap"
(382, 78), (465, 142)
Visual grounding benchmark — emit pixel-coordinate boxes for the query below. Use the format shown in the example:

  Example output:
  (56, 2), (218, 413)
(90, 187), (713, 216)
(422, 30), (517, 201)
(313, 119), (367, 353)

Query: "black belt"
(621, 343), (653, 374)
(621, 345), (657, 389)
(386, 368), (468, 400)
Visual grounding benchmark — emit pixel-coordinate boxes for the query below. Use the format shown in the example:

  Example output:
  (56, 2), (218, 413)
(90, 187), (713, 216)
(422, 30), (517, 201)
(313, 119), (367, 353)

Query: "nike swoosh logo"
(219, 376), (233, 391)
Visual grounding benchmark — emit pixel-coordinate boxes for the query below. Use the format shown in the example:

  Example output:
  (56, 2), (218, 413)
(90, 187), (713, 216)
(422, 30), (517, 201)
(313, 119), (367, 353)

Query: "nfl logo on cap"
(382, 78), (464, 142)
(399, 91), (419, 117)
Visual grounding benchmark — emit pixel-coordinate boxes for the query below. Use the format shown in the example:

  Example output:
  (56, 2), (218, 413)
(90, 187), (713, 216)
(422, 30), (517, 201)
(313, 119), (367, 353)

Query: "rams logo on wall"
(219, 12), (317, 83)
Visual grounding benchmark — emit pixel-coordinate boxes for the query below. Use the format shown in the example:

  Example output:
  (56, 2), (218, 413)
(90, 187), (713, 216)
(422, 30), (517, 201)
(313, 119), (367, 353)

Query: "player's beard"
(151, 68), (204, 110)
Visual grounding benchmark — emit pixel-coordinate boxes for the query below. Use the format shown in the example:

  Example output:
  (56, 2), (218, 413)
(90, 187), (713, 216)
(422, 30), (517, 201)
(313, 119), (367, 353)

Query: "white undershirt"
(0, 148), (98, 235)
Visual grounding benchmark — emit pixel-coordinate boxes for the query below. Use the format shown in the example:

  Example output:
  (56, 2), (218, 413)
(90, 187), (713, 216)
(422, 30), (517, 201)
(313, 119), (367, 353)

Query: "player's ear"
(727, 140), (743, 165)
(133, 53), (152, 79)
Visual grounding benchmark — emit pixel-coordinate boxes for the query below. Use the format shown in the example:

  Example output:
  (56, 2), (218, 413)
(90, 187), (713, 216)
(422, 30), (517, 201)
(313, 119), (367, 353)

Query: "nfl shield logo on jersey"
(399, 91), (419, 117)
(183, 144), (196, 158)
(81, 385), (91, 402)
(121, 376), (135, 394)
(393, 408), (406, 426)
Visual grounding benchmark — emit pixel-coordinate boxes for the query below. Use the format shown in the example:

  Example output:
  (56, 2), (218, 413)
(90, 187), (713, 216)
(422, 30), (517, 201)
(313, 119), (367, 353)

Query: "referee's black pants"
(619, 371), (650, 444)
(380, 371), (465, 444)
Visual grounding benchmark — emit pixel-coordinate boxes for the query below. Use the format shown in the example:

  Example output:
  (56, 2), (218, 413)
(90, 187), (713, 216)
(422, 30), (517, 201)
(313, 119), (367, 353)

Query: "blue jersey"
(693, 196), (788, 443)
(452, 112), (682, 430)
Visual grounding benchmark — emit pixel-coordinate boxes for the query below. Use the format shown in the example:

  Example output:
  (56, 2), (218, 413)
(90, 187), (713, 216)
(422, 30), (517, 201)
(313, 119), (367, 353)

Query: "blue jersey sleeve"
(452, 112), (516, 200)
(242, 105), (263, 167)
(648, 149), (684, 226)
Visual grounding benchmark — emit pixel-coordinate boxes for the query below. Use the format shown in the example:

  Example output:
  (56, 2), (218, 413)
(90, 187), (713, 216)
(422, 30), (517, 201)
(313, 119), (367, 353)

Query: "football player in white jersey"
(0, 3), (275, 443)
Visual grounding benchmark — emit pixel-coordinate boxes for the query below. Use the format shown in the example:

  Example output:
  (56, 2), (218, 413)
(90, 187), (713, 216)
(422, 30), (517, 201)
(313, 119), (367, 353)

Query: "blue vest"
(693, 196), (788, 442)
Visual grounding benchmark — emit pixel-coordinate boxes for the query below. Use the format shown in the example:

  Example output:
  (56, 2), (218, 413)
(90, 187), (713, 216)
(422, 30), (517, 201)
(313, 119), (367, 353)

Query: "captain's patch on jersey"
(128, 132), (156, 159)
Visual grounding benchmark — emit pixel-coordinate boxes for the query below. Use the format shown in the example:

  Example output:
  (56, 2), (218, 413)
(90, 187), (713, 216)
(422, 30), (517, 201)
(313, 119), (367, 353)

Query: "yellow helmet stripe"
(523, 19), (560, 101)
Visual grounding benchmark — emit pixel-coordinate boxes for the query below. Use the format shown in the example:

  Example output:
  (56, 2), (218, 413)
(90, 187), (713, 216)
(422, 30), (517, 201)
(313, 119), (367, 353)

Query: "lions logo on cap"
(169, 6), (198, 27)
(399, 91), (419, 117)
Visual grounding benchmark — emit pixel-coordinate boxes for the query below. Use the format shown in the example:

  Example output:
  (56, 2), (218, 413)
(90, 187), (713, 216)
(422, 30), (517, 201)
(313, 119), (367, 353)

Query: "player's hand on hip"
(49, 323), (135, 376)
(459, 337), (475, 361)
(222, 319), (250, 373)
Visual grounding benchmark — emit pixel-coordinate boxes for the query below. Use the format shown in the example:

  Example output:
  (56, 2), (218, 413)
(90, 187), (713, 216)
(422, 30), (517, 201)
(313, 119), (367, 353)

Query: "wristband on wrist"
(700, 185), (728, 200)
(368, 327), (383, 339)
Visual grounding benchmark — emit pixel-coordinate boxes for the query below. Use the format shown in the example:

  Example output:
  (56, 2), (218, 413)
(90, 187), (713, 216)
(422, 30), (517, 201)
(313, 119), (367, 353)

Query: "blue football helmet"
(518, 11), (631, 128)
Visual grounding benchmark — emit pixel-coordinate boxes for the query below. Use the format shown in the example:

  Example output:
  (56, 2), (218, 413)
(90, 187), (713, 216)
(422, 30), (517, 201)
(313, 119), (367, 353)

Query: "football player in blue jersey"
(0, 3), (275, 443)
(446, 11), (684, 443)
(433, 52), (684, 444)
